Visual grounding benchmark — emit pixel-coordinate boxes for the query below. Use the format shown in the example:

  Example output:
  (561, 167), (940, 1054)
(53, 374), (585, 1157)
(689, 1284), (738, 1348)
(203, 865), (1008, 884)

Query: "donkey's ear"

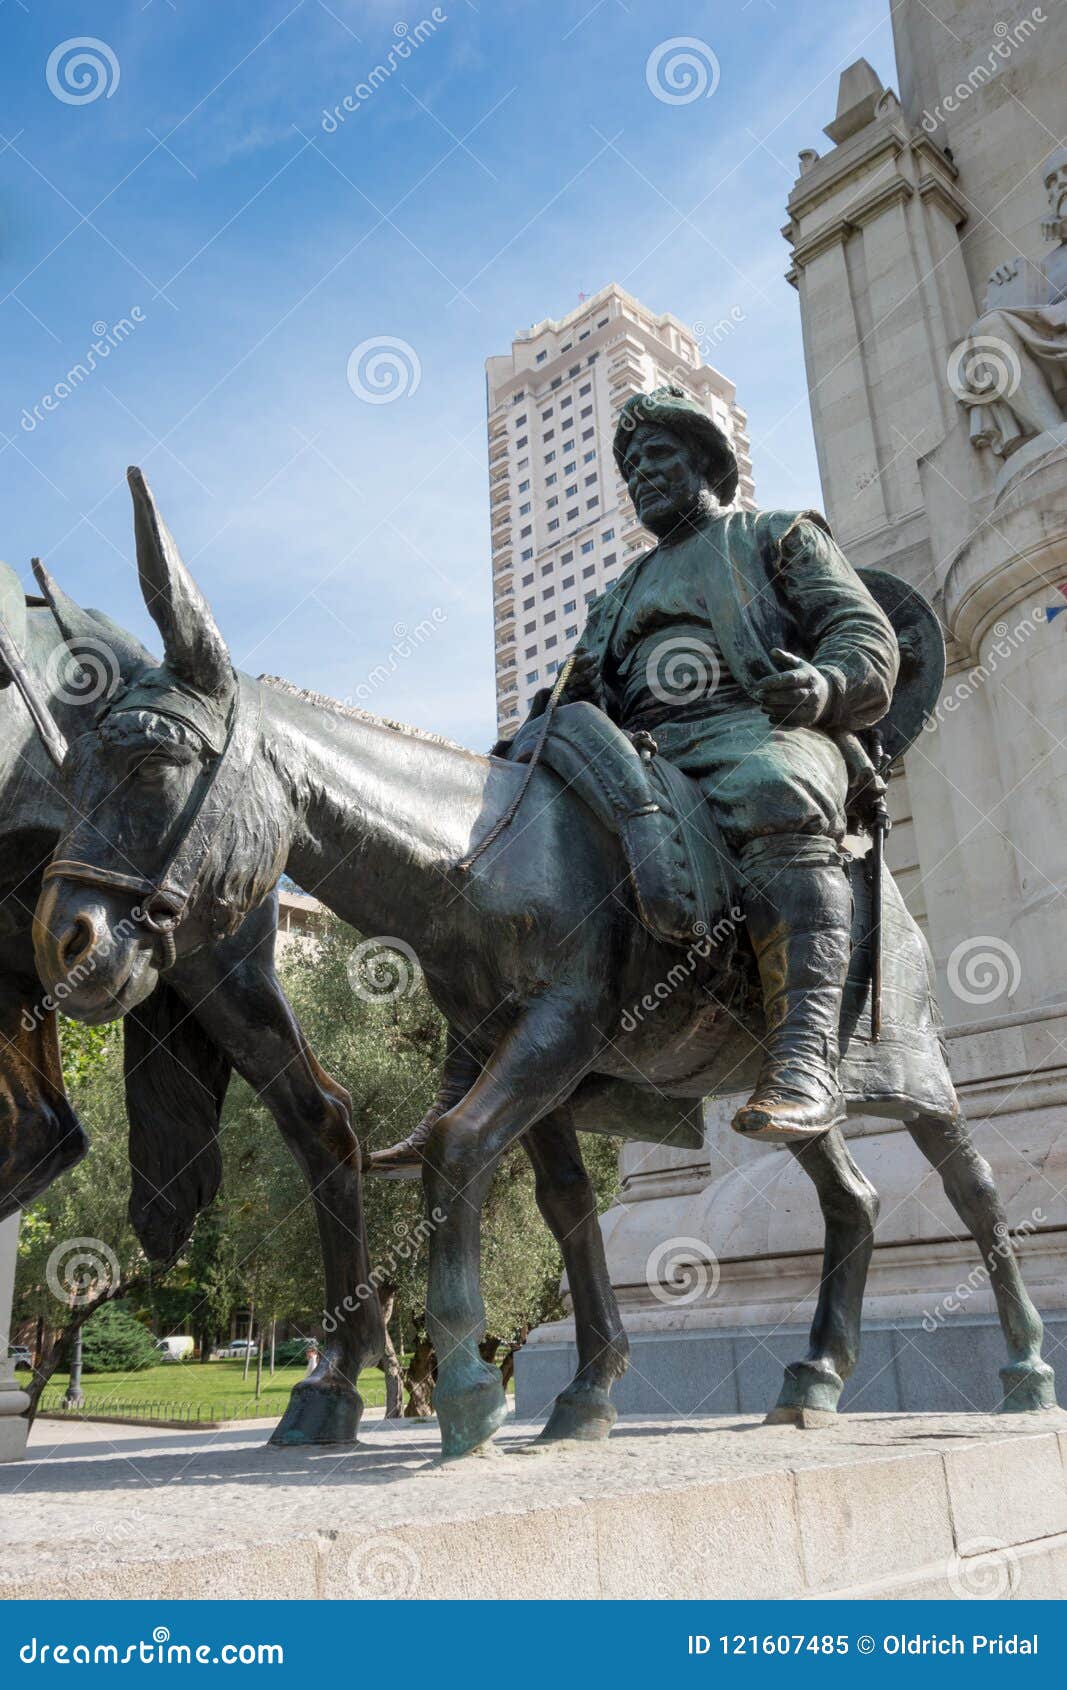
(127, 467), (233, 700)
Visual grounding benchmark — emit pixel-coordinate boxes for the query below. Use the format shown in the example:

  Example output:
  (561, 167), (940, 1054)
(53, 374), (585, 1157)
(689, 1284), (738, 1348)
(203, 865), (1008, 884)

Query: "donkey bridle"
(43, 674), (263, 970)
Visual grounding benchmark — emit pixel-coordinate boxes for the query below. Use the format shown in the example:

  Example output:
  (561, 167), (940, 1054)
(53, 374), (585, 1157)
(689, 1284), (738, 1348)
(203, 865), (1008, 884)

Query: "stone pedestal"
(0, 1217), (30, 1463)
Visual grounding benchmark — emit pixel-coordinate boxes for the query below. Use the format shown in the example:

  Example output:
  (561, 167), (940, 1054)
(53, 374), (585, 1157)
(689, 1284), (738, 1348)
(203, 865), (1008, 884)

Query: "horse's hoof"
(537, 1385), (617, 1444)
(771, 1359), (844, 1418)
(999, 1360), (1057, 1413)
(436, 1363), (507, 1460)
(269, 1379), (363, 1446)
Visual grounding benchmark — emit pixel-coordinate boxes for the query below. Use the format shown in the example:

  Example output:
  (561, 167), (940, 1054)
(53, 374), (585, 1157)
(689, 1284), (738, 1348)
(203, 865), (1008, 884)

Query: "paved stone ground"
(2, 1409), (1066, 1600)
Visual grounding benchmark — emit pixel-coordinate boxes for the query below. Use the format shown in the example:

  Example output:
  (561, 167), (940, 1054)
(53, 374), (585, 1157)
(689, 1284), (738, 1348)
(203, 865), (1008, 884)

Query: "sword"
(868, 728), (891, 1042)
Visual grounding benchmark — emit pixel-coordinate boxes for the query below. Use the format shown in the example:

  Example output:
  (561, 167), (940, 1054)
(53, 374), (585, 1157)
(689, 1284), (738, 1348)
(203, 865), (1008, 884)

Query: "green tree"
(81, 1301), (157, 1373)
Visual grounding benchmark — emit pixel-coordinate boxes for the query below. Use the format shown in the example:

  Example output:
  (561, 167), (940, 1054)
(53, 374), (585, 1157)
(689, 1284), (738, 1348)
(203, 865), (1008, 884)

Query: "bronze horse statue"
(21, 470), (1056, 1459)
(0, 564), (383, 1445)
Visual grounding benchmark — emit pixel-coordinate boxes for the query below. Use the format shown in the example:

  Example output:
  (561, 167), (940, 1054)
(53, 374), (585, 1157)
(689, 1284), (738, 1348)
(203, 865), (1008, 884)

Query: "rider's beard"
(641, 486), (718, 543)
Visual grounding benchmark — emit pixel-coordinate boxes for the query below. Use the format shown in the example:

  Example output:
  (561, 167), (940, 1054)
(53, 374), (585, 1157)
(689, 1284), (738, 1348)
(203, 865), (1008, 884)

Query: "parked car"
(215, 1339), (258, 1360)
(154, 1336), (195, 1362)
(7, 1346), (32, 1371)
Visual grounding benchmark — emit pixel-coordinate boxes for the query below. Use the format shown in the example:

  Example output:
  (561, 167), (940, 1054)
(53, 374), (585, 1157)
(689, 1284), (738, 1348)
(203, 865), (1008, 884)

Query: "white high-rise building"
(486, 283), (755, 737)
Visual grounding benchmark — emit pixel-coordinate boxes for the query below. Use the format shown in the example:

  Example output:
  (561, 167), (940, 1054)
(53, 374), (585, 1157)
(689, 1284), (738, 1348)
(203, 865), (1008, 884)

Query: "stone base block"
(515, 1312), (1067, 1420)
(2, 1412), (1065, 1600)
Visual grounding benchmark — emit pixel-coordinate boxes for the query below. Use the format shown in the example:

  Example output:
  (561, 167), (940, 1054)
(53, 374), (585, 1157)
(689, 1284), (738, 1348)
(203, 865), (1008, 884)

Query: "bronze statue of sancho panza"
(560, 385), (898, 1142)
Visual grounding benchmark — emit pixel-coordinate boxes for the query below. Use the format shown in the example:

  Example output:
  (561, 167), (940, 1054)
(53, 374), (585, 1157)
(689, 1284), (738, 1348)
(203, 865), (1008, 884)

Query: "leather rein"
(43, 674), (263, 971)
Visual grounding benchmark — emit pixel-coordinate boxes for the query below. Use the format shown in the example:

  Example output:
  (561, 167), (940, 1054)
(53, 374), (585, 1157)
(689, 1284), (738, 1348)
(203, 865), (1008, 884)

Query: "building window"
(541, 563), (553, 576)
(603, 552), (616, 567)
(547, 518), (559, 531)
(582, 428), (594, 440)
(545, 450), (556, 463)
(520, 525), (532, 538)
(515, 413), (527, 426)
(565, 625), (578, 639)
(545, 634), (558, 648)
(523, 596), (534, 610)
(561, 395), (572, 409)
(561, 551), (573, 564)
(585, 589), (596, 602)
(578, 330), (589, 341)
(566, 483), (577, 497)
(544, 611), (556, 624)
(518, 479), (530, 493)
(536, 351), (547, 364)
(547, 659), (559, 675)
(587, 353), (597, 364)
(569, 364), (580, 377)
(597, 318), (608, 328)
(582, 564), (595, 577)
(562, 417), (573, 431)
(564, 599), (576, 614)
(526, 670), (539, 683)
(543, 429), (554, 442)
(587, 497), (599, 509)
(580, 406), (593, 419)
(519, 502), (531, 516)
(581, 540), (594, 554)
(546, 472), (557, 486)
(584, 450), (595, 463)
(524, 620), (536, 633)
(517, 457), (528, 471)
(551, 376), (561, 389)
(601, 527), (614, 541)
(579, 383), (591, 397)
(522, 572), (534, 586)
(521, 548), (533, 561)
(543, 586), (555, 599)
(547, 495), (558, 509)
(562, 575), (574, 589)
(585, 473), (597, 487)
(516, 435), (527, 448)
(541, 408), (553, 421)
(567, 508), (579, 521)
(525, 646), (537, 659)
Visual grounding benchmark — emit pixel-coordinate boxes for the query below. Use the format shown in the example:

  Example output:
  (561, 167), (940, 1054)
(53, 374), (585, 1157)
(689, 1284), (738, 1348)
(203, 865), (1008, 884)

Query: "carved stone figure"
(952, 149), (1067, 458)
(17, 460), (1055, 1460)
(0, 565), (383, 1447)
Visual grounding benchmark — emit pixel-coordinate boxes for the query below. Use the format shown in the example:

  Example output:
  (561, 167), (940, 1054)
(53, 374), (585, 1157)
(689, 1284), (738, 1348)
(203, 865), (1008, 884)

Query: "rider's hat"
(613, 384), (739, 505)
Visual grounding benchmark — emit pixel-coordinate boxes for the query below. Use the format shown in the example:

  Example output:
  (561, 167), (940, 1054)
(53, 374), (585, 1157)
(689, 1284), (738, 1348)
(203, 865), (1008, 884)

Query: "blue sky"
(1, 0), (897, 746)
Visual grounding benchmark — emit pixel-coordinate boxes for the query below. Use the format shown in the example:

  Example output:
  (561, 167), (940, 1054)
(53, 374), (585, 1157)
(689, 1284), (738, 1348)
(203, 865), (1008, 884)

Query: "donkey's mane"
(259, 674), (473, 756)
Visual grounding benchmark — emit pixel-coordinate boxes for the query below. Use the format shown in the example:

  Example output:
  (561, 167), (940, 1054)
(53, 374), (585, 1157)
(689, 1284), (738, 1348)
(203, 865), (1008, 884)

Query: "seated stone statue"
(952, 147), (1067, 459)
(371, 385), (899, 1172)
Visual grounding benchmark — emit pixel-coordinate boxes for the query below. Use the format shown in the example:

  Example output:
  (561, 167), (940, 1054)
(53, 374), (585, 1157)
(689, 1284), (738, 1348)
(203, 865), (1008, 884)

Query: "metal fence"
(38, 1391), (280, 1425)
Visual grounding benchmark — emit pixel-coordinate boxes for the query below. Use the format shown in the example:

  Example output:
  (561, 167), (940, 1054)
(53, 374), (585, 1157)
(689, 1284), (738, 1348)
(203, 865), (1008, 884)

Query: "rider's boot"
(732, 837), (852, 1144)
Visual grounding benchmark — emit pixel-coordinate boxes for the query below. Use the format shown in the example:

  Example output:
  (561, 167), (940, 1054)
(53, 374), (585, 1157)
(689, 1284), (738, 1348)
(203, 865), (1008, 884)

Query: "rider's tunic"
(569, 509), (898, 855)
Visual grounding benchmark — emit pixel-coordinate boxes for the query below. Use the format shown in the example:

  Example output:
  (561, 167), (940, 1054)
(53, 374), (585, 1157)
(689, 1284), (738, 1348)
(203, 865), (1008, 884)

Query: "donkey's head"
(34, 469), (288, 1021)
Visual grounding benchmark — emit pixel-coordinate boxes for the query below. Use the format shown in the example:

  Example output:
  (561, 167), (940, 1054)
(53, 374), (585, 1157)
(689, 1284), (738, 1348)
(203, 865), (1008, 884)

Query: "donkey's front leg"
(423, 1002), (593, 1460)
(171, 935), (385, 1447)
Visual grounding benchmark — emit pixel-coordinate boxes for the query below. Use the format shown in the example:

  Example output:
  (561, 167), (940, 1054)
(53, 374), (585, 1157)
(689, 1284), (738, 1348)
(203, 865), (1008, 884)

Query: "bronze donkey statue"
(22, 470), (1056, 1459)
(0, 562), (382, 1445)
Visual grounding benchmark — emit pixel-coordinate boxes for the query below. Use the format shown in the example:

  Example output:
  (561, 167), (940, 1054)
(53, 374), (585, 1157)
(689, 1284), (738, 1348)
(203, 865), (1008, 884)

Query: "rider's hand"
(564, 651), (606, 710)
(753, 648), (831, 727)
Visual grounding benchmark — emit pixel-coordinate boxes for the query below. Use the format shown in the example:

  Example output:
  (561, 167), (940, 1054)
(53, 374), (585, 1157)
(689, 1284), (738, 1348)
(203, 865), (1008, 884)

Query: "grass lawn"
(37, 1360), (389, 1422)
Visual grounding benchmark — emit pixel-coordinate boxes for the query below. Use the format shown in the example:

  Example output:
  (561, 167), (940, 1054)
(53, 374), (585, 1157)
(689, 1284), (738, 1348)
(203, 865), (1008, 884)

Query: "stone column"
(0, 1217), (30, 1462)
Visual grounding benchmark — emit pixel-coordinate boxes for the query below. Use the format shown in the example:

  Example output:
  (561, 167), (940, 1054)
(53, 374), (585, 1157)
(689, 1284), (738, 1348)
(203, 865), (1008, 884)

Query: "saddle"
(509, 700), (735, 947)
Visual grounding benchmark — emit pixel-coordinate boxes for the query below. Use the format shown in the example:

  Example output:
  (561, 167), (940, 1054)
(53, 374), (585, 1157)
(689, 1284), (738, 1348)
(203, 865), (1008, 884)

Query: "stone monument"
(519, 0), (1067, 1419)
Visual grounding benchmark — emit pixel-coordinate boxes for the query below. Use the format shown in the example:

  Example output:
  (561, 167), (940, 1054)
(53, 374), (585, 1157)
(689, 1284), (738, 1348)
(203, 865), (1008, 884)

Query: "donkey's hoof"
(770, 1359), (844, 1419)
(764, 1405), (838, 1429)
(999, 1360), (1057, 1413)
(270, 1379), (363, 1447)
(436, 1363), (507, 1460)
(537, 1384), (617, 1444)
